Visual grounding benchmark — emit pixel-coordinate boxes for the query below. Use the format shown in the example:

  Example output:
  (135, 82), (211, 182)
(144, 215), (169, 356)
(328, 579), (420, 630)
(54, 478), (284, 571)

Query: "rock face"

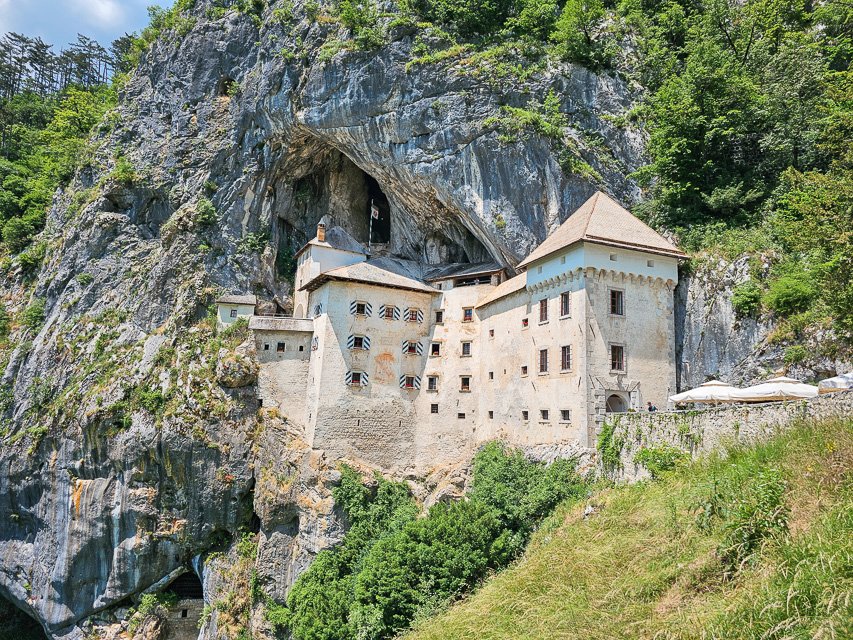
(0, 1), (833, 638)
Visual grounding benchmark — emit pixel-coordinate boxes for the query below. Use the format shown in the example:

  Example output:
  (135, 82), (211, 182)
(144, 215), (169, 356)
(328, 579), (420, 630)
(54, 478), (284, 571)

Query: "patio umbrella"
(818, 372), (853, 394)
(728, 376), (818, 402)
(669, 380), (739, 405)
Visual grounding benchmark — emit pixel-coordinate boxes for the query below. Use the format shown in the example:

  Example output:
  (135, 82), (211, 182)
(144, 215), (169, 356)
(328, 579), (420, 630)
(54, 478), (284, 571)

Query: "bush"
(0, 305), (9, 339)
(2, 215), (38, 253)
(195, 197), (217, 226)
(634, 444), (689, 479)
(731, 280), (761, 318)
(111, 156), (137, 186)
(764, 274), (816, 316)
(783, 345), (808, 365)
(21, 298), (46, 332)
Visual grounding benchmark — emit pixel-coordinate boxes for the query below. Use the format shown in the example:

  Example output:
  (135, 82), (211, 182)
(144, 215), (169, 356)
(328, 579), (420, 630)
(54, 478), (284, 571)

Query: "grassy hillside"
(403, 418), (852, 640)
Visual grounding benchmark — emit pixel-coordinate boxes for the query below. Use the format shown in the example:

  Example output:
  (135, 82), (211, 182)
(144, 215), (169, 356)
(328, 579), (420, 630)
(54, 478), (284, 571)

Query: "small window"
(611, 345), (625, 371)
(561, 345), (572, 371)
(431, 403), (439, 414)
(610, 290), (625, 316)
(488, 410), (494, 419)
(277, 342), (285, 352)
(355, 302), (367, 315)
(560, 409), (571, 422)
(560, 292), (571, 317)
(461, 341), (472, 357)
(462, 307), (474, 322)
(522, 410), (529, 421)
(521, 365), (528, 376)
(488, 371), (494, 380)
(489, 328), (494, 338)
(229, 308), (238, 318)
(384, 305), (396, 320)
(521, 317), (529, 328)
(460, 376), (471, 392)
(539, 348), (548, 373)
(404, 375), (416, 389)
(181, 609), (188, 619)
(257, 398), (263, 407)
(299, 345), (304, 352)
(647, 259), (655, 268)
(457, 412), (466, 419)
(560, 255), (566, 264)
(406, 341), (418, 355)
(427, 375), (438, 391)
(430, 342), (441, 356)
(352, 336), (365, 350)
(407, 308), (420, 322)
(539, 299), (548, 323)
(435, 310), (444, 324)
(537, 265), (543, 274)
(263, 343), (270, 351)
(540, 409), (549, 421)
(609, 253), (618, 261)
(350, 372), (363, 386)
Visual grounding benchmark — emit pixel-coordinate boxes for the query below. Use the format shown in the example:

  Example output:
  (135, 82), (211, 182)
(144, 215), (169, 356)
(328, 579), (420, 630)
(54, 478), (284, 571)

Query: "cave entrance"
(364, 174), (390, 245)
(165, 572), (204, 600)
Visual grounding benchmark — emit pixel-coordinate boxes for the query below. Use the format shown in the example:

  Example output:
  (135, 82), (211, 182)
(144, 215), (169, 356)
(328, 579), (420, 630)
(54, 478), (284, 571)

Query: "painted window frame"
(610, 343), (626, 372)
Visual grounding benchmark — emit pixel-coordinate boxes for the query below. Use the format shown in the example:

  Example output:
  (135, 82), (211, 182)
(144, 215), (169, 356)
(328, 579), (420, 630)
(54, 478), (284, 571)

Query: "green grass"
(403, 418), (853, 640)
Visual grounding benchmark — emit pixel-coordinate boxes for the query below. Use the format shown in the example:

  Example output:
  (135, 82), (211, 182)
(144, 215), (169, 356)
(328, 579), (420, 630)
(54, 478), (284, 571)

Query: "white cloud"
(70, 0), (126, 28)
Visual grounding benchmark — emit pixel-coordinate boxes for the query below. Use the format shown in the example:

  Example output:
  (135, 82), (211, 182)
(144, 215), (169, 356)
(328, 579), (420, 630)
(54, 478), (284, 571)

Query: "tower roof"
(516, 191), (686, 269)
(295, 225), (368, 258)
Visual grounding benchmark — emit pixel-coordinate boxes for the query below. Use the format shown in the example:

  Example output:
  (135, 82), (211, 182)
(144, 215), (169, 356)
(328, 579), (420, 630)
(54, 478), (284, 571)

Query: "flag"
(371, 203), (380, 219)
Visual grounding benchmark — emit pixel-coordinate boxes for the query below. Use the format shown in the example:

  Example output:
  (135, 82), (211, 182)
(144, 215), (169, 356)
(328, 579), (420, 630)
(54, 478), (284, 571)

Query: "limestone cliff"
(0, 1), (839, 638)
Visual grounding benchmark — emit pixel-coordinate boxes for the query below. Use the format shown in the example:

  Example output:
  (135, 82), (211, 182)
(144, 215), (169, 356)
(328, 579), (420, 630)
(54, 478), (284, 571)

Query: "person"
(647, 401), (658, 412)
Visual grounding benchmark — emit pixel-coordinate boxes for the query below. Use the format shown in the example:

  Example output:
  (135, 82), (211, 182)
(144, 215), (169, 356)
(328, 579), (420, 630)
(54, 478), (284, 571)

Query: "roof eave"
(300, 274), (440, 295)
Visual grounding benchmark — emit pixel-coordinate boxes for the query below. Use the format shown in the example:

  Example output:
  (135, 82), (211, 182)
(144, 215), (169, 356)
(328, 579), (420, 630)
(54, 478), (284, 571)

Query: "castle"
(217, 192), (686, 471)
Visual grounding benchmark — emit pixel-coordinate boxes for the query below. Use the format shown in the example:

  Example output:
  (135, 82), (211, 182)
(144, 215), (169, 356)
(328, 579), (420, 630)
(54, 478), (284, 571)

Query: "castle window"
(561, 345), (572, 371)
(539, 299), (548, 323)
(609, 253), (618, 261)
(431, 403), (439, 414)
(181, 610), (188, 618)
(263, 343), (270, 351)
(355, 302), (367, 316)
(435, 310), (444, 324)
(540, 409), (549, 421)
(522, 410), (529, 421)
(457, 412), (466, 419)
(610, 344), (626, 372)
(537, 266), (543, 274)
(560, 292), (571, 317)
(560, 409), (571, 422)
(430, 342), (441, 356)
(488, 371), (494, 380)
(460, 376), (471, 392)
(521, 317), (529, 329)
(406, 341), (419, 355)
(488, 410), (494, 419)
(352, 336), (365, 350)
(461, 341), (472, 357)
(348, 371), (367, 387)
(406, 308), (422, 323)
(560, 255), (566, 264)
(404, 375), (416, 389)
(277, 342), (285, 352)
(610, 289), (625, 316)
(384, 305), (397, 320)
(299, 345), (304, 352)
(229, 309), (238, 318)
(647, 259), (655, 268)
(489, 328), (494, 338)
(427, 375), (438, 391)
(462, 307), (474, 322)
(539, 348), (548, 373)
(521, 365), (528, 376)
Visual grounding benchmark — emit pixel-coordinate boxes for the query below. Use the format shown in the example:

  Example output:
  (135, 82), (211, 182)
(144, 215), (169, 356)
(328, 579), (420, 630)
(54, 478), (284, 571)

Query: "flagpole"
(368, 198), (374, 252)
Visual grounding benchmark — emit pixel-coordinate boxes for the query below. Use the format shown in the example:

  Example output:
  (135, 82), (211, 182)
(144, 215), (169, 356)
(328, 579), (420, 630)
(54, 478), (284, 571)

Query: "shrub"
(634, 444), (689, 479)
(2, 215), (38, 253)
(783, 344), (808, 365)
(597, 419), (624, 473)
(111, 156), (137, 186)
(17, 240), (46, 278)
(763, 274), (816, 317)
(76, 273), (94, 286)
(0, 305), (9, 339)
(137, 387), (166, 414)
(21, 298), (46, 332)
(237, 531), (258, 559)
(195, 197), (218, 226)
(731, 280), (761, 318)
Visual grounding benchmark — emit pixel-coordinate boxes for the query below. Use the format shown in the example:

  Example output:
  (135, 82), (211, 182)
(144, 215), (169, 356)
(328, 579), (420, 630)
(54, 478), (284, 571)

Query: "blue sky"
(0, 0), (175, 49)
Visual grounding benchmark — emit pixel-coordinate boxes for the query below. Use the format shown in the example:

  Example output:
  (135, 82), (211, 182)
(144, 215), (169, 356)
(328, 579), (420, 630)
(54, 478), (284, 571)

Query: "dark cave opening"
(165, 572), (204, 600)
(364, 174), (390, 245)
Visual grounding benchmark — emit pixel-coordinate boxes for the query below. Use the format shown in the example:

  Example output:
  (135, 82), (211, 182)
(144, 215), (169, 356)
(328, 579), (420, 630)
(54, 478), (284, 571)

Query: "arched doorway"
(605, 393), (628, 413)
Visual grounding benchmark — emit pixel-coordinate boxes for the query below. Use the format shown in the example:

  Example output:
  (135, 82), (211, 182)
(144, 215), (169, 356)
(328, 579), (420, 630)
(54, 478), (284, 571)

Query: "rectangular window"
(384, 305), (396, 320)
(263, 343), (270, 351)
(540, 409), (549, 421)
(539, 299), (548, 323)
(277, 342), (285, 352)
(407, 309), (419, 322)
(488, 410), (494, 419)
(561, 345), (572, 371)
(539, 348), (548, 373)
(435, 310), (444, 324)
(431, 403), (439, 414)
(521, 365), (528, 376)
(352, 336), (365, 350)
(461, 341), (472, 357)
(488, 371), (494, 380)
(457, 412), (466, 419)
(522, 410), (529, 421)
(560, 409), (571, 422)
(460, 376), (471, 392)
(462, 307), (474, 322)
(610, 290), (625, 316)
(350, 372), (363, 386)
(609, 253), (618, 261)
(611, 345), (626, 371)
(560, 292), (571, 317)
(647, 259), (655, 268)
(430, 342), (441, 356)
(229, 308), (238, 318)
(489, 328), (494, 338)
(521, 317), (529, 328)
(404, 375), (416, 389)
(427, 375), (438, 391)
(406, 341), (418, 355)
(355, 302), (367, 316)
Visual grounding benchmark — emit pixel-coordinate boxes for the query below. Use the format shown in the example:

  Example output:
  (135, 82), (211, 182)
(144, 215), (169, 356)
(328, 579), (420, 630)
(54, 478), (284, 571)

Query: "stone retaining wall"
(604, 391), (852, 481)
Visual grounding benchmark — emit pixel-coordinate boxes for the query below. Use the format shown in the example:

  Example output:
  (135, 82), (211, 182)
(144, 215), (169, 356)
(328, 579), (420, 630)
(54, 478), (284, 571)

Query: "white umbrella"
(728, 376), (818, 402)
(818, 372), (853, 394)
(669, 380), (739, 405)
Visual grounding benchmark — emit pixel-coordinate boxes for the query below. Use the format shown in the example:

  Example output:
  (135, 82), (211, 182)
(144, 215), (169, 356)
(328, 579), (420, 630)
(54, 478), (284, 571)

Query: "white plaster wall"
(293, 245), (366, 317)
(254, 330), (312, 422)
(216, 303), (254, 329)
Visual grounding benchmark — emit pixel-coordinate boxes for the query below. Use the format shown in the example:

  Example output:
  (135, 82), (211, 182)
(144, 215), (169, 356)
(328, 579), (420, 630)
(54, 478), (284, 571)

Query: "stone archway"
(605, 393), (628, 413)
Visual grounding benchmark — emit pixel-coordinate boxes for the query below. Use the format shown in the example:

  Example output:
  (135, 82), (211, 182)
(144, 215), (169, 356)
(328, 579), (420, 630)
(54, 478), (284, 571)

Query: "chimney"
(317, 222), (326, 242)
